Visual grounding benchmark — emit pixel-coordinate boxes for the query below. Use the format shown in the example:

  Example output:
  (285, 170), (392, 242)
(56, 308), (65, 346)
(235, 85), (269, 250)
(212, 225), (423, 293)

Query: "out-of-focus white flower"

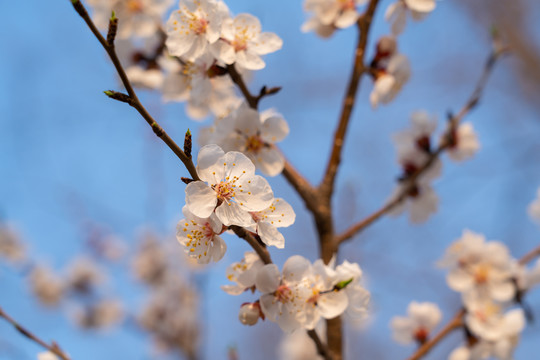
(132, 233), (169, 286)
(37, 351), (60, 360)
(176, 206), (226, 264)
(439, 230), (516, 302)
(165, 0), (226, 61)
(513, 258), (540, 292)
(389, 182), (439, 223)
(334, 260), (370, 320)
(394, 110), (437, 154)
(527, 187), (540, 224)
(446, 122), (480, 162)
(449, 338), (521, 360)
(0, 224), (25, 263)
(302, 0), (367, 36)
(89, 0), (173, 39)
(255, 256), (312, 332)
(222, 251), (263, 295)
(72, 299), (124, 329)
(213, 103), (290, 176)
(390, 301), (442, 344)
(370, 53), (410, 108)
(385, 0), (436, 36)
(66, 256), (105, 294)
(185, 144), (274, 227)
(29, 265), (64, 306)
(247, 198), (296, 248)
(210, 13), (282, 70)
(238, 302), (263, 325)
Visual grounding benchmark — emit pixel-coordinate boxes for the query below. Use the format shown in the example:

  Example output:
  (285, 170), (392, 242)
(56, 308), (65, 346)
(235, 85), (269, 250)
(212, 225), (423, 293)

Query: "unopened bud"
(239, 302), (261, 326)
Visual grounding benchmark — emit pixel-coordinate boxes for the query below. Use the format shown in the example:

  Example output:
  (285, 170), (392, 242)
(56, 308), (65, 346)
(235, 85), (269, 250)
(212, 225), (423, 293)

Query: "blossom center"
(338, 0), (356, 10)
(214, 181), (235, 202)
(275, 284), (293, 303)
(245, 135), (264, 153)
(232, 30), (251, 51)
(473, 264), (490, 284)
(127, 0), (144, 13)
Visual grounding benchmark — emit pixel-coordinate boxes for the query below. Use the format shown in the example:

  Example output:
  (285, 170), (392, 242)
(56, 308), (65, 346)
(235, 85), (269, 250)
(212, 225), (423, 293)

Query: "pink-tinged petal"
(261, 198), (296, 227)
(209, 235), (227, 262)
(197, 144), (226, 183)
(208, 213), (223, 234)
(259, 293), (279, 321)
(185, 181), (217, 218)
(233, 13), (261, 38)
(215, 201), (254, 227)
(256, 264), (280, 293)
(251, 32), (283, 55)
(282, 255), (311, 283)
(447, 269), (474, 292)
(261, 115), (289, 143)
(221, 284), (245, 295)
(236, 50), (265, 70)
(335, 9), (359, 29)
(210, 40), (236, 64)
(236, 175), (274, 211)
(183, 34), (208, 61)
(254, 147), (285, 177)
(318, 290), (348, 319)
(235, 105), (261, 136)
(257, 221), (285, 249)
(405, 0), (436, 13)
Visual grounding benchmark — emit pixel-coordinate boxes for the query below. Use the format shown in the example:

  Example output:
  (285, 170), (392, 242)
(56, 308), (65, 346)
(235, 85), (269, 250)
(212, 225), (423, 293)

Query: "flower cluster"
(223, 254), (370, 332)
(389, 111), (479, 223)
(177, 144), (295, 263)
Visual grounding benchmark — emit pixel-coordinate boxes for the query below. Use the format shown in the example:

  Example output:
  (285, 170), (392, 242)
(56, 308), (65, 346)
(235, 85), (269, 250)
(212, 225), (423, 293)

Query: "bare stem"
(308, 329), (334, 360)
(70, 0), (198, 180)
(0, 307), (71, 360)
(335, 48), (506, 246)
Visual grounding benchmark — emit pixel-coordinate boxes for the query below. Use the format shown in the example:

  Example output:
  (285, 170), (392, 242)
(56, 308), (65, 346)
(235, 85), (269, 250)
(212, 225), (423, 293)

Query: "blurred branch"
(70, 0), (199, 181)
(0, 307), (71, 360)
(406, 243), (540, 360)
(335, 47), (507, 246)
(308, 329), (334, 360)
(319, 0), (380, 199)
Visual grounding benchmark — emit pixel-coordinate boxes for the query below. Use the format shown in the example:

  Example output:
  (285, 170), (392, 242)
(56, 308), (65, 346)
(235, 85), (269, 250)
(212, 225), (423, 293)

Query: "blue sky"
(1, 0), (540, 359)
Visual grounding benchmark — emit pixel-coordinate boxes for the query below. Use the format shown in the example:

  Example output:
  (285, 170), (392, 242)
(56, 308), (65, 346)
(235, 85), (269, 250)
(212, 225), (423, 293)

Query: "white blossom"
(66, 256), (104, 294)
(279, 322), (325, 360)
(334, 260), (370, 320)
(513, 258), (540, 292)
(389, 182), (439, 223)
(370, 53), (411, 108)
(29, 265), (64, 306)
(0, 224), (25, 263)
(390, 301), (442, 344)
(222, 251), (263, 295)
(247, 198), (296, 248)
(385, 0), (436, 36)
(210, 13), (283, 70)
(132, 233), (169, 285)
(165, 0), (226, 61)
(213, 103), (290, 176)
(302, 0), (367, 35)
(185, 144), (274, 227)
(72, 299), (124, 329)
(176, 206), (226, 264)
(447, 122), (480, 162)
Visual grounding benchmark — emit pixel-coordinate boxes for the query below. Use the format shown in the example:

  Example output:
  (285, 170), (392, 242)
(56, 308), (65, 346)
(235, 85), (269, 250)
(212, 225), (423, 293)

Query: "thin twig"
(0, 307), (71, 360)
(319, 0), (380, 199)
(335, 48), (507, 246)
(406, 242), (540, 360)
(70, 0), (199, 181)
(307, 329), (334, 360)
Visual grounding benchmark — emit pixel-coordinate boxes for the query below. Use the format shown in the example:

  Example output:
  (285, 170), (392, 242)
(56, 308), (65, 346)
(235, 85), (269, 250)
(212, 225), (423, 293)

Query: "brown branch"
(518, 244), (540, 265)
(307, 329), (334, 360)
(225, 64), (280, 110)
(335, 48), (507, 246)
(70, 0), (199, 181)
(229, 226), (272, 265)
(319, 0), (380, 199)
(0, 307), (71, 360)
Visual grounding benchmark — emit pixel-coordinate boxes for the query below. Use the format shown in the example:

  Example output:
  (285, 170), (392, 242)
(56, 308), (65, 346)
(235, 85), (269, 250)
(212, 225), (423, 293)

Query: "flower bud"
(238, 302), (261, 326)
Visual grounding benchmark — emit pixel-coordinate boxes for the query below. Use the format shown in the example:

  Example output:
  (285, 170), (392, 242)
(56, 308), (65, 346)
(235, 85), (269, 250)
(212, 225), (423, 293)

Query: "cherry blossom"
(176, 206), (226, 264)
(255, 256), (312, 332)
(447, 122), (480, 162)
(385, 0), (436, 36)
(66, 256), (105, 294)
(370, 53), (411, 108)
(389, 182), (438, 223)
(29, 265), (65, 306)
(513, 258), (540, 292)
(390, 301), (442, 344)
(439, 230), (516, 302)
(302, 0), (367, 35)
(335, 260), (370, 319)
(247, 198), (296, 248)
(211, 103), (290, 176)
(185, 144), (274, 226)
(0, 223), (25, 263)
(449, 339), (521, 360)
(165, 0), (226, 61)
(393, 110), (438, 155)
(210, 13), (283, 70)
(221, 251), (264, 295)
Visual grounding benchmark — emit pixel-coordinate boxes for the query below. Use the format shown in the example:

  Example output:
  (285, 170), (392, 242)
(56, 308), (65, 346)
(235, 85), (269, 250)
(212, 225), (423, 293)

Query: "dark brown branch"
(0, 307), (71, 360)
(307, 329), (334, 360)
(70, 0), (199, 181)
(335, 48), (506, 246)
(319, 0), (380, 199)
